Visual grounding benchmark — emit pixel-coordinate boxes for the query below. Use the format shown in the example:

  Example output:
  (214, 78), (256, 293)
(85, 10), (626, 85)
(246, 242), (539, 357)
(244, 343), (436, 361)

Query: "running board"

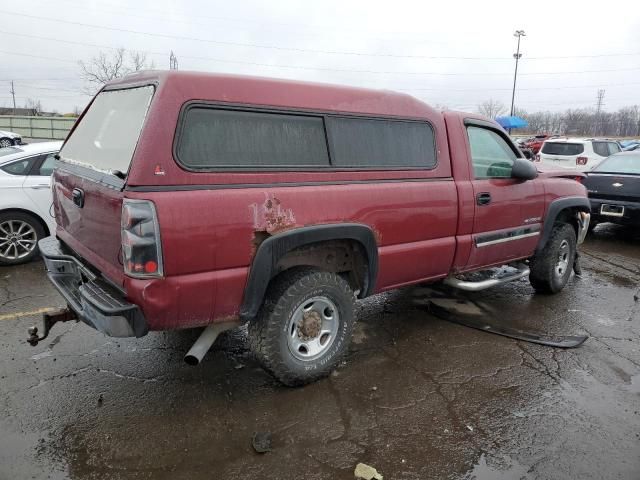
(443, 264), (530, 292)
(428, 300), (588, 348)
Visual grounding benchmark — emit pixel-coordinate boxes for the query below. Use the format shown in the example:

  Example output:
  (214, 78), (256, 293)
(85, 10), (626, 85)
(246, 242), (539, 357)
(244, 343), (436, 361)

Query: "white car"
(0, 130), (23, 148)
(0, 142), (62, 265)
(537, 138), (622, 171)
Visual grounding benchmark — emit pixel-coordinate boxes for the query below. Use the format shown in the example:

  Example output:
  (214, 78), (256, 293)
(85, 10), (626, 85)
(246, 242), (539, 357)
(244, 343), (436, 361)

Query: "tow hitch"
(27, 308), (77, 346)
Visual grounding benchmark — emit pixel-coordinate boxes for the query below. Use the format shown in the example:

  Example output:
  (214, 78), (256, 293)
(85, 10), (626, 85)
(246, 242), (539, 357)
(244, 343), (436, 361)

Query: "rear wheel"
(248, 268), (356, 386)
(0, 137), (13, 148)
(0, 212), (45, 265)
(529, 223), (577, 293)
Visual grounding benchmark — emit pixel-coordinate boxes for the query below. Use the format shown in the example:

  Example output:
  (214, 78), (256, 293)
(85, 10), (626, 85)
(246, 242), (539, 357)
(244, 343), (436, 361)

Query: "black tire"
(248, 267), (356, 386)
(529, 223), (577, 294)
(0, 137), (13, 148)
(0, 212), (46, 266)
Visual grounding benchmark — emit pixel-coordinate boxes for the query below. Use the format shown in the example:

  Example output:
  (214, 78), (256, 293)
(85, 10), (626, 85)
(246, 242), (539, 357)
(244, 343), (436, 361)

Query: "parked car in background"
(537, 138), (621, 171)
(0, 130), (23, 148)
(523, 134), (553, 154)
(583, 152), (640, 230)
(0, 142), (61, 265)
(622, 142), (640, 151)
(37, 71), (590, 386)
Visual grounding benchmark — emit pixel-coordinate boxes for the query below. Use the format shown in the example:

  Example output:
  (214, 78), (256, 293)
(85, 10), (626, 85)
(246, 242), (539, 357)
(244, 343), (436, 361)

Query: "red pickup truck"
(34, 71), (590, 385)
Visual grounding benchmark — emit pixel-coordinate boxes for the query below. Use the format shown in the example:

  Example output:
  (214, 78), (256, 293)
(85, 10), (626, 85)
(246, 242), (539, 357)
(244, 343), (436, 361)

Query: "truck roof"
(104, 70), (441, 120)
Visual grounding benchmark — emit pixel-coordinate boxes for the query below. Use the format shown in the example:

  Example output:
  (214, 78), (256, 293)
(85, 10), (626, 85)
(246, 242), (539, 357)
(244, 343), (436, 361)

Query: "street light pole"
(510, 30), (526, 119)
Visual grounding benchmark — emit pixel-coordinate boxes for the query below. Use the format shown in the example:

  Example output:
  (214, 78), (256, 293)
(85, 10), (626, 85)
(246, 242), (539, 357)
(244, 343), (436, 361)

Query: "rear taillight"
(121, 199), (163, 278)
(576, 156), (588, 165)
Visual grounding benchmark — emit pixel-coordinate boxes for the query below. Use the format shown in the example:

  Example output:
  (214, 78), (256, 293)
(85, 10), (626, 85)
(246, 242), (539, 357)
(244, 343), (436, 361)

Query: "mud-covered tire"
(248, 268), (356, 386)
(529, 223), (577, 294)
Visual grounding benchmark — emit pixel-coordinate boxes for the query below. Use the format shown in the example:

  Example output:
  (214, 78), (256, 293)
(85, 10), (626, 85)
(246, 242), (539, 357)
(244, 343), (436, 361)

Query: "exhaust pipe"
(184, 322), (238, 366)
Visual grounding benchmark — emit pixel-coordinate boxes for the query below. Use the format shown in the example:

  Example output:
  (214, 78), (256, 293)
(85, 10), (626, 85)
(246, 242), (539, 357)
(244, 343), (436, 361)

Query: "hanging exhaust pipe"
(184, 321), (238, 366)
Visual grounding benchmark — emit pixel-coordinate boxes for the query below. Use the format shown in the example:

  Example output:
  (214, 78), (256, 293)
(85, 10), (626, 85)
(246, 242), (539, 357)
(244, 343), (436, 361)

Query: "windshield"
(59, 86), (154, 175)
(0, 146), (23, 157)
(541, 142), (584, 156)
(593, 154), (640, 174)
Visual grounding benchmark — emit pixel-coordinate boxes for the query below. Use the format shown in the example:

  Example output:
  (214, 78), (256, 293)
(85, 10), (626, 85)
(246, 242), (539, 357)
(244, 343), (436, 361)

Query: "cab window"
(467, 126), (517, 179)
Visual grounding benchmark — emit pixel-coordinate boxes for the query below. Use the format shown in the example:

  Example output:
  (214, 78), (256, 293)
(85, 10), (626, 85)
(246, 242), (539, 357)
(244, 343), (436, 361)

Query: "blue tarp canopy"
(495, 116), (528, 129)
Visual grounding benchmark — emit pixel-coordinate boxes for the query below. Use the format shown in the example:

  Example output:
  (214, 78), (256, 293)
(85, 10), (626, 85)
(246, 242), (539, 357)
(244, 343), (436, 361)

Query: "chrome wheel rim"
(287, 296), (340, 361)
(0, 139), (11, 148)
(555, 239), (570, 278)
(0, 220), (37, 260)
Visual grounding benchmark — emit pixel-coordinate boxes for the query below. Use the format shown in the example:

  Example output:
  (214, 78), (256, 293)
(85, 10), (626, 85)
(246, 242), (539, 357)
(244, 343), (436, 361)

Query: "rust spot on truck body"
(250, 193), (297, 235)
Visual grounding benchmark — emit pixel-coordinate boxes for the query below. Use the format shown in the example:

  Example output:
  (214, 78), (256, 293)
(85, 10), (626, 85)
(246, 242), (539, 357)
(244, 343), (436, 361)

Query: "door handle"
(30, 184), (50, 190)
(72, 188), (85, 208)
(476, 192), (492, 205)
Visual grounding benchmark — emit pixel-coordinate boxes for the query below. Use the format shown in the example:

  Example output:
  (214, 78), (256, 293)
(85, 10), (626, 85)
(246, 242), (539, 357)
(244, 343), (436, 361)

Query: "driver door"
(465, 124), (544, 269)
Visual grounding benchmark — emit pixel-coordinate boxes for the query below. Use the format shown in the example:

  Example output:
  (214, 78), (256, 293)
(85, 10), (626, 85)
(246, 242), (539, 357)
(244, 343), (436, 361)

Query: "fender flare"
(536, 196), (590, 252)
(239, 223), (378, 320)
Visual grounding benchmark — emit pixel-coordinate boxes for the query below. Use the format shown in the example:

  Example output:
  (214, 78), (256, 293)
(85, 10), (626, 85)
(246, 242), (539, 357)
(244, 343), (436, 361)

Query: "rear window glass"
(177, 108), (329, 168)
(593, 154), (640, 174)
(326, 117), (436, 168)
(541, 142), (584, 156)
(59, 86), (154, 174)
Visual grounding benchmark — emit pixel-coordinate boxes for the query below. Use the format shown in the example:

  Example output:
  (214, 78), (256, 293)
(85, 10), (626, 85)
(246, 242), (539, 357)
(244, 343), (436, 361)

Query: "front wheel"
(529, 223), (577, 294)
(0, 137), (13, 148)
(248, 268), (356, 386)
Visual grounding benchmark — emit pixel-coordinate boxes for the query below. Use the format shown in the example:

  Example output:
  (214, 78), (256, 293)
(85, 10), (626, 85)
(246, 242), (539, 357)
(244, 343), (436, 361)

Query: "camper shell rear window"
(59, 86), (154, 175)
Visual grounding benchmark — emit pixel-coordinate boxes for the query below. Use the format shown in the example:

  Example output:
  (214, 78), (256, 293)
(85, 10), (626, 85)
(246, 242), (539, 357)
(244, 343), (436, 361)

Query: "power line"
(0, 49), (77, 64)
(399, 82), (640, 92)
(2, 31), (640, 80)
(6, 11), (640, 61)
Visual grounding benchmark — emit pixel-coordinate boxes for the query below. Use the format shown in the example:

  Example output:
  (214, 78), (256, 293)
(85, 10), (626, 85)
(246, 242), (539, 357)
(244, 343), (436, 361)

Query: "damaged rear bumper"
(38, 236), (148, 338)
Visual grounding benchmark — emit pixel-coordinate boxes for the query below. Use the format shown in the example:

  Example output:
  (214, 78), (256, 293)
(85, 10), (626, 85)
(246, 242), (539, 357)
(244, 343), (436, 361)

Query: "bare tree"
(477, 99), (507, 119)
(79, 48), (155, 93)
(24, 98), (43, 116)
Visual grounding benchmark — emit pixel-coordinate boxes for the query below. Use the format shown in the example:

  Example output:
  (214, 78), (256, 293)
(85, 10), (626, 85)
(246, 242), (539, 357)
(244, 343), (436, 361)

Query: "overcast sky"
(1, 0), (639, 114)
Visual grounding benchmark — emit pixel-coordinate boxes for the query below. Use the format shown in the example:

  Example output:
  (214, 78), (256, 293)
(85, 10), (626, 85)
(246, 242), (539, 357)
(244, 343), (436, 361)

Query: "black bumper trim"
(38, 236), (148, 338)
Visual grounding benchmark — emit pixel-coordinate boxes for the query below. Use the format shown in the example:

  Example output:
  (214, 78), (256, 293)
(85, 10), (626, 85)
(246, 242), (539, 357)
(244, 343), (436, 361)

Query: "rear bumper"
(589, 198), (640, 226)
(39, 236), (148, 338)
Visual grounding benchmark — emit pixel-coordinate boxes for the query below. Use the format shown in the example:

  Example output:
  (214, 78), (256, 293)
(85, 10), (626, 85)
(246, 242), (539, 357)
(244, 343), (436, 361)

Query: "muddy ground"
(1, 224), (639, 480)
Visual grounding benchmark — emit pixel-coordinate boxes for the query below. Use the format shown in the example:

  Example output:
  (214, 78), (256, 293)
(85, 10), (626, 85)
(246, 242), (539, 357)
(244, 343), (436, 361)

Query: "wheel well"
(554, 208), (581, 237)
(0, 208), (51, 236)
(273, 240), (369, 296)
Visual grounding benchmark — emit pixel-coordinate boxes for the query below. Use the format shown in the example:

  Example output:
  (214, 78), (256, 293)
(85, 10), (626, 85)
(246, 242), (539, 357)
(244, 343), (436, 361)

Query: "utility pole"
(510, 30), (526, 120)
(594, 89), (605, 136)
(10, 80), (17, 114)
(169, 51), (178, 70)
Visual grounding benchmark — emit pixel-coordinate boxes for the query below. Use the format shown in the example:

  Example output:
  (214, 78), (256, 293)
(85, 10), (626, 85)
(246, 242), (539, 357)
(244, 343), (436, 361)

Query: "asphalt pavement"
(1, 224), (638, 480)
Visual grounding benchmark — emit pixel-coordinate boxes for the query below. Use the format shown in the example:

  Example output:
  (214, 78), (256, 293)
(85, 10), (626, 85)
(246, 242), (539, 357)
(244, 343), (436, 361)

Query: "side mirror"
(511, 157), (538, 180)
